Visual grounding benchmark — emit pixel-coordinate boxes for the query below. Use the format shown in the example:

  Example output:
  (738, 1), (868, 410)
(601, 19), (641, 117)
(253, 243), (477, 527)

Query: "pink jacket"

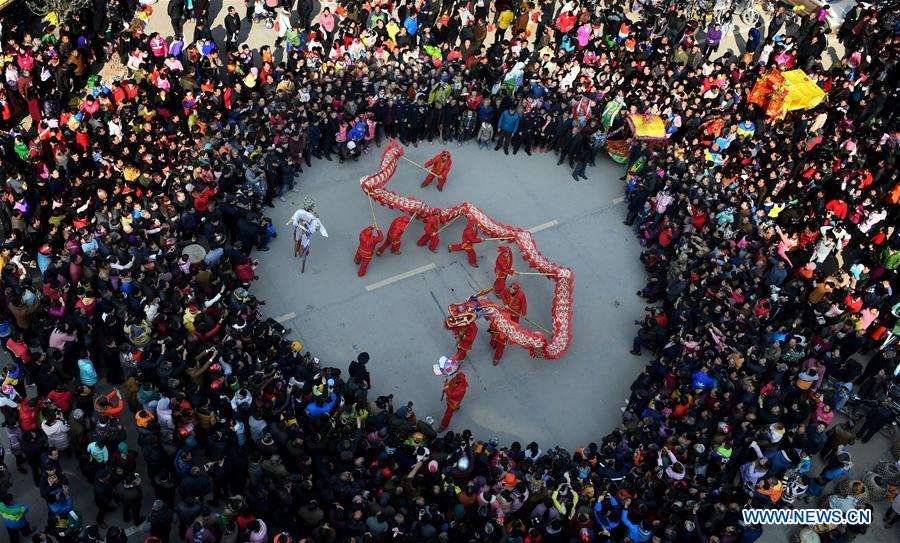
(813, 402), (833, 426)
(319, 13), (336, 33)
(149, 37), (168, 58)
(576, 25), (591, 48)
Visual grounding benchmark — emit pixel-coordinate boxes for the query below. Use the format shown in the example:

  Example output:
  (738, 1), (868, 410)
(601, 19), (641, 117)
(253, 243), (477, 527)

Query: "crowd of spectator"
(0, 0), (899, 543)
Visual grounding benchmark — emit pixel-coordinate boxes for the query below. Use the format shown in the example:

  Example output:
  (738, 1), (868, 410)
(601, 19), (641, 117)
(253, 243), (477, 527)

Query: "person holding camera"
(630, 309), (669, 356)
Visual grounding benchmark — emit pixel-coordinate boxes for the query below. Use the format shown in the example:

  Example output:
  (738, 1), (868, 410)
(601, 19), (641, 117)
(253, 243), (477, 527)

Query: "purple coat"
(706, 26), (723, 47)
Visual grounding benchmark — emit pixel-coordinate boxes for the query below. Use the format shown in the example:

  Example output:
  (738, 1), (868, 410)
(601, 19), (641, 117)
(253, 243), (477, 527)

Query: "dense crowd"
(1, 0), (899, 542)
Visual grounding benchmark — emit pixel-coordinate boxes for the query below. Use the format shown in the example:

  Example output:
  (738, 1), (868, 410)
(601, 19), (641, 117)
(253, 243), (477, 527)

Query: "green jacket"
(285, 29), (301, 47)
(0, 501), (28, 528)
(882, 247), (900, 270)
(428, 83), (451, 106)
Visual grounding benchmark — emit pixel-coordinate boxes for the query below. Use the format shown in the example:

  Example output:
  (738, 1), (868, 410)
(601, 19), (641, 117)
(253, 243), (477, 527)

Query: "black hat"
(358, 352), (370, 364)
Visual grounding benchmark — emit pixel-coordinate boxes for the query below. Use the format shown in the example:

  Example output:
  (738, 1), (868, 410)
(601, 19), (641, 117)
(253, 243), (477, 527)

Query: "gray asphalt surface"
(253, 141), (647, 449)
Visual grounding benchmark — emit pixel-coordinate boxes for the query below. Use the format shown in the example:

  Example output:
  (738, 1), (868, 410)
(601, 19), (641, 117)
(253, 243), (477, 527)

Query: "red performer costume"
(376, 215), (412, 255)
(488, 320), (508, 366)
(453, 321), (478, 361)
(421, 151), (453, 191)
(354, 225), (383, 277)
(448, 220), (482, 267)
(416, 210), (442, 252)
(502, 282), (528, 323)
(440, 371), (468, 429)
(494, 246), (515, 295)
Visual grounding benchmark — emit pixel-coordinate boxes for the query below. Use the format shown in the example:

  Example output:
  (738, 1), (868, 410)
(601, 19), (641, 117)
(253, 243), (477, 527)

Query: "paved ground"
(253, 142), (647, 449)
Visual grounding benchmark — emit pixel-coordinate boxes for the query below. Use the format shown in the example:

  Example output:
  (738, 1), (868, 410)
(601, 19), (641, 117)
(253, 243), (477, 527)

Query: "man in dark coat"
(194, 0), (211, 26)
(168, 0), (185, 37)
(856, 401), (896, 442)
(297, 0), (315, 30)
(224, 6), (242, 52)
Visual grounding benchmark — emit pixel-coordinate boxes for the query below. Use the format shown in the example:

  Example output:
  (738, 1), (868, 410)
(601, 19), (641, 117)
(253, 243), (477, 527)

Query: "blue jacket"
(476, 103), (495, 122)
(305, 392), (337, 418)
(78, 358), (98, 387)
(691, 370), (716, 391)
(746, 27), (761, 52)
(404, 16), (418, 36)
(48, 493), (73, 517)
(621, 510), (652, 542)
(0, 501), (28, 529)
(498, 110), (521, 134)
(593, 497), (621, 530)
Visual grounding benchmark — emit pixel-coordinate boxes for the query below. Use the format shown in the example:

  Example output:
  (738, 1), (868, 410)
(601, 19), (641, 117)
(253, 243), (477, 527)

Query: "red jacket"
(489, 320), (508, 345)
(443, 373), (468, 410)
(424, 152), (452, 175)
(503, 288), (528, 317)
(5, 337), (32, 364)
(455, 322), (478, 351)
(825, 199), (848, 219)
(46, 389), (74, 413)
(495, 248), (514, 279)
(843, 295), (863, 313)
(385, 216), (411, 243)
(19, 400), (40, 431)
(423, 213), (441, 236)
(357, 226), (384, 258)
(459, 222), (482, 249)
(236, 263), (257, 283)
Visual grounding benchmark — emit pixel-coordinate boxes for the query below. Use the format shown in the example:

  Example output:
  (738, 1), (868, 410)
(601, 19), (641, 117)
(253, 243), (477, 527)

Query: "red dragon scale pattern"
(359, 140), (575, 360)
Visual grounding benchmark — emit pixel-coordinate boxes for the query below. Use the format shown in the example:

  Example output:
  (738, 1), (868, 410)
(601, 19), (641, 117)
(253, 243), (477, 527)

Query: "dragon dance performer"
(444, 292), (491, 362)
(440, 370), (468, 430)
(416, 209), (442, 252)
(502, 282), (528, 323)
(448, 219), (482, 267)
(420, 150), (453, 191)
(453, 320), (478, 361)
(376, 215), (412, 256)
(494, 245), (515, 295)
(355, 225), (383, 277)
(488, 318), (509, 366)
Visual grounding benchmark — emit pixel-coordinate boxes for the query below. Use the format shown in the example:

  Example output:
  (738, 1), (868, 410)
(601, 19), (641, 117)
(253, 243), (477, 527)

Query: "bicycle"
(738, 0), (774, 27)
(682, 0), (717, 21)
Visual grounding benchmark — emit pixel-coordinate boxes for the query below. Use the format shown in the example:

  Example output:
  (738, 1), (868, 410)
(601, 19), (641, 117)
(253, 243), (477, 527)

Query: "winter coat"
(0, 501), (28, 528)
(41, 418), (71, 449)
(498, 110), (521, 134)
(116, 480), (143, 505)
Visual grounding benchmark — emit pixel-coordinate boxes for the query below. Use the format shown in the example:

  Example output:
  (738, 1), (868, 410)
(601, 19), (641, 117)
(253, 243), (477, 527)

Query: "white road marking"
(366, 263), (437, 291)
(273, 312), (297, 323)
(527, 220), (559, 234)
(612, 196), (625, 204)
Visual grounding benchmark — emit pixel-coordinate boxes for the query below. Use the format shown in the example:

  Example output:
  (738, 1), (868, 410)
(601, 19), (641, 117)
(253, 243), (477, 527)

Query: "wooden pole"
(507, 308), (552, 334)
(400, 155), (439, 176)
(367, 196), (378, 230)
(482, 237), (515, 241)
(436, 215), (462, 234)
(515, 271), (558, 277)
